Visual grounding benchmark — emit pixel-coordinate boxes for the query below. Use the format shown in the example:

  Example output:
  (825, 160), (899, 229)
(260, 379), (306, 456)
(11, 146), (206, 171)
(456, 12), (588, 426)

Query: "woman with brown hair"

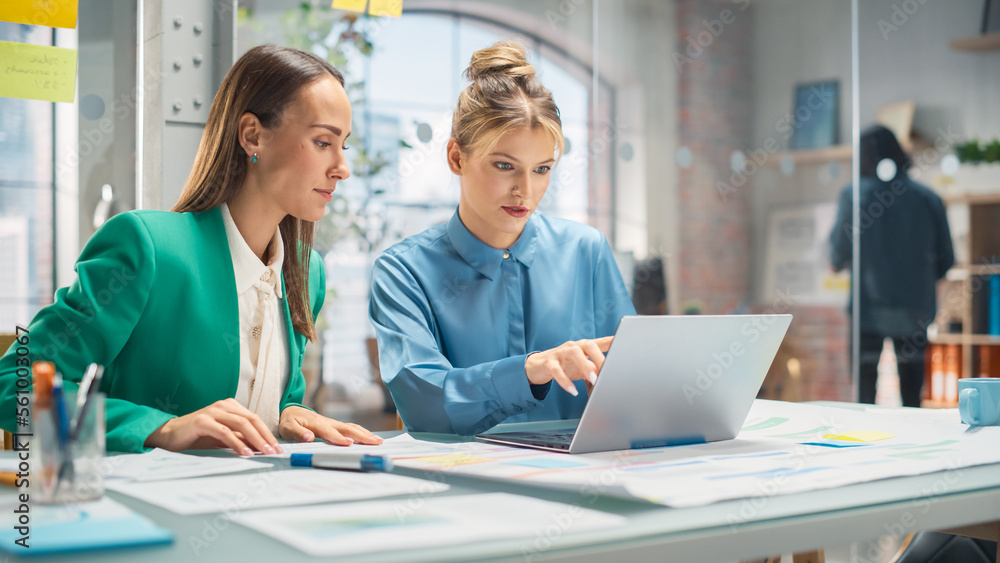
(0, 44), (381, 454)
(369, 40), (635, 435)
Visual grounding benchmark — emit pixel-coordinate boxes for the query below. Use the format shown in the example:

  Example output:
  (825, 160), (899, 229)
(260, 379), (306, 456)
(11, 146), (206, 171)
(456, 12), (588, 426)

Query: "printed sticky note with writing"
(0, 0), (79, 29)
(332, 0), (367, 13)
(0, 41), (77, 103)
(368, 0), (402, 17)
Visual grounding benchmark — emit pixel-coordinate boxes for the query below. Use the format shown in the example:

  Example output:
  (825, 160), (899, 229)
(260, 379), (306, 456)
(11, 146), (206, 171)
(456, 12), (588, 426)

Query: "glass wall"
(0, 23), (55, 330)
(858, 0), (1000, 415)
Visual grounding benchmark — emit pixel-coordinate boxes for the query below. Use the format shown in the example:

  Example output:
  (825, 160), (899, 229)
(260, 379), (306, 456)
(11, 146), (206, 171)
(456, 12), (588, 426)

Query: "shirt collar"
(446, 210), (538, 281)
(220, 202), (284, 297)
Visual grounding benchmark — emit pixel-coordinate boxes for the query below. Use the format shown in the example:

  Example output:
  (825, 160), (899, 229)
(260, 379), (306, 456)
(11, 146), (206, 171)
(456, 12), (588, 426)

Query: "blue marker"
(290, 452), (393, 472)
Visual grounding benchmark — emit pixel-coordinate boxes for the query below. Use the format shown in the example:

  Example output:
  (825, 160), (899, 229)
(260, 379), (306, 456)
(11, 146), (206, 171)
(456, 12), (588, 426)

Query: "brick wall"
(675, 0), (752, 315)
(674, 0), (853, 402)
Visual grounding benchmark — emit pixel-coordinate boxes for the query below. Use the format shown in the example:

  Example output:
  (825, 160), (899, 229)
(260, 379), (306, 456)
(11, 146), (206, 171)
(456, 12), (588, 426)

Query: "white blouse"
(220, 203), (290, 434)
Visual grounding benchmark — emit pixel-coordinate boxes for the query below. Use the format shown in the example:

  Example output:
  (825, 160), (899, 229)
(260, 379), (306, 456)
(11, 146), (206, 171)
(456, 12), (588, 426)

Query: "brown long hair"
(452, 40), (563, 159)
(173, 44), (344, 341)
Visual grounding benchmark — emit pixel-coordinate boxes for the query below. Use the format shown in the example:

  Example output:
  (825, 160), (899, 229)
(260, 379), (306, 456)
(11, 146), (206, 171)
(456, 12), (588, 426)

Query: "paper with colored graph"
(391, 400), (1000, 507)
(0, 40), (77, 102)
(0, 0), (78, 29)
(109, 469), (448, 515)
(232, 493), (625, 557)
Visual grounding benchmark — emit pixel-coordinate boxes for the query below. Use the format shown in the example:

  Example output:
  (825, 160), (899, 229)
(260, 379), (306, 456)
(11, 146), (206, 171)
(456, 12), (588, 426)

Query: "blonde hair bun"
(452, 39), (563, 159)
(465, 40), (536, 83)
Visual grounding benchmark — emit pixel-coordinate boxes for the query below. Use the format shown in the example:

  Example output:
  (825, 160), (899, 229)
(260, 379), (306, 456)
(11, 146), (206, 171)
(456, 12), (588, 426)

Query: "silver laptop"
(476, 314), (792, 454)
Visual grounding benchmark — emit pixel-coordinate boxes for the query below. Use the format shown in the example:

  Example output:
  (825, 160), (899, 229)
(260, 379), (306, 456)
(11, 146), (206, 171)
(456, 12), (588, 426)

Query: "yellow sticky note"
(331, 0), (367, 13)
(368, 0), (402, 17)
(823, 430), (895, 442)
(0, 0), (79, 29)
(412, 453), (492, 467)
(0, 41), (77, 103)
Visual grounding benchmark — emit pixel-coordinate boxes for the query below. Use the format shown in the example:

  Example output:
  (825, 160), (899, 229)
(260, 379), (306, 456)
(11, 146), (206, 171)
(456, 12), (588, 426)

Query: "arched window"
(238, 4), (619, 397)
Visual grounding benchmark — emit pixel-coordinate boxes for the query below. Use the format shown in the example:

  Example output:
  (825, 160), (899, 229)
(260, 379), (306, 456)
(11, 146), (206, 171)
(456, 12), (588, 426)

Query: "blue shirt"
(369, 211), (636, 435)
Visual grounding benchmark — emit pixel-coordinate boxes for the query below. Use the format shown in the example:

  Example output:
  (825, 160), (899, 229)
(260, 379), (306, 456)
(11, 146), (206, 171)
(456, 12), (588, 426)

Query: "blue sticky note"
(503, 458), (588, 469)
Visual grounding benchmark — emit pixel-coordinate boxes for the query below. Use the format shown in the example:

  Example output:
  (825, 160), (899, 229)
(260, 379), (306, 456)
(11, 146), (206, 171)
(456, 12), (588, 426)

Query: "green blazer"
(0, 207), (325, 452)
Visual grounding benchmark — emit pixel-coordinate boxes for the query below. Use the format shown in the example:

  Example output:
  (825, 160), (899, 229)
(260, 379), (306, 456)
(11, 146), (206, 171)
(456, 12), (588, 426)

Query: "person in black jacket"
(829, 124), (955, 407)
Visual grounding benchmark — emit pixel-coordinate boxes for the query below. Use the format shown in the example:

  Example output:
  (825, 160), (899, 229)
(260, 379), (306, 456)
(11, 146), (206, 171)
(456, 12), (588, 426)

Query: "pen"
(290, 452), (393, 472)
(51, 374), (73, 495)
(52, 375), (69, 449)
(69, 364), (104, 442)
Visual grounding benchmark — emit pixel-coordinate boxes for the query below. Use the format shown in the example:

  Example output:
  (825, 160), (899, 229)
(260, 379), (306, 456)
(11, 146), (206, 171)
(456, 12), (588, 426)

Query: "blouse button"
(260, 271), (270, 282)
(503, 252), (510, 259)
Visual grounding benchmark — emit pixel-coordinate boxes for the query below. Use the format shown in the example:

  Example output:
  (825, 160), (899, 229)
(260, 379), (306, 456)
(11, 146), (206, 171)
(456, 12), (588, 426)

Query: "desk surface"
(5, 403), (1000, 562)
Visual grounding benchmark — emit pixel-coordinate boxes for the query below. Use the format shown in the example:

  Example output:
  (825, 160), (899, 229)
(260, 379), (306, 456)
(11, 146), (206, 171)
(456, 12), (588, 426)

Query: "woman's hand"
(525, 336), (613, 396)
(278, 405), (383, 446)
(145, 398), (282, 456)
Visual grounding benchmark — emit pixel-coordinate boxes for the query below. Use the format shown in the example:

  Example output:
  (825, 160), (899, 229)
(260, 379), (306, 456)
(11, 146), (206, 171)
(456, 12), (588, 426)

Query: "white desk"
(4, 403), (1000, 562)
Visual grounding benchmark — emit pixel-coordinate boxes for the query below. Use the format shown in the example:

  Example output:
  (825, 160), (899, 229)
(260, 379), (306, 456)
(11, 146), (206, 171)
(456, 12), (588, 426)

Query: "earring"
(251, 153), (259, 164)
(512, 185), (519, 192)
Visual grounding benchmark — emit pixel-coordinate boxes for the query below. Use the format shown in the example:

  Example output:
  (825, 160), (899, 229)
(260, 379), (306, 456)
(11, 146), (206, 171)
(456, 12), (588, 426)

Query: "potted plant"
(953, 138), (1000, 194)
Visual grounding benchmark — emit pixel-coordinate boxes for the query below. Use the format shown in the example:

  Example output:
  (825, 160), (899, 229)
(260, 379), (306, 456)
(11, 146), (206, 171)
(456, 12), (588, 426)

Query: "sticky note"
(368, 0), (403, 17)
(0, 41), (77, 103)
(411, 453), (492, 467)
(823, 430), (895, 442)
(331, 0), (367, 13)
(0, 0), (79, 29)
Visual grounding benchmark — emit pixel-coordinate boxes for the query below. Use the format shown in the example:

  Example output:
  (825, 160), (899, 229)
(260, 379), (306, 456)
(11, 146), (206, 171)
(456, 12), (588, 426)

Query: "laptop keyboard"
(483, 430), (576, 450)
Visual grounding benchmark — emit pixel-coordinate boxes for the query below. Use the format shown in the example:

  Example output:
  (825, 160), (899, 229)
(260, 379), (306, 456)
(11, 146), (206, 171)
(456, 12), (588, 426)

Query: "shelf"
(762, 136), (934, 168)
(950, 32), (1000, 52)
(966, 264), (1000, 275)
(929, 334), (1000, 346)
(942, 192), (1000, 206)
(948, 264), (1000, 276)
(764, 144), (852, 167)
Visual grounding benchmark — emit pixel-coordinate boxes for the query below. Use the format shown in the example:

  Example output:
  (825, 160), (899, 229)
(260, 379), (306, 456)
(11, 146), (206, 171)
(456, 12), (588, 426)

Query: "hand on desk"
(525, 336), (612, 397)
(145, 398), (282, 456)
(278, 405), (383, 447)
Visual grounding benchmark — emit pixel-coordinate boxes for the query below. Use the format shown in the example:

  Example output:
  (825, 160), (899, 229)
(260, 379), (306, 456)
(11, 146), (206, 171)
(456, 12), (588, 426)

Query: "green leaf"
(399, 140), (413, 149)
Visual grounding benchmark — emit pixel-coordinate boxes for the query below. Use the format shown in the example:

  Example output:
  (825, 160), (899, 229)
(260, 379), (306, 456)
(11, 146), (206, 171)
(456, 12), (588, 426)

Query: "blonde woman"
(370, 41), (635, 435)
(0, 45), (381, 454)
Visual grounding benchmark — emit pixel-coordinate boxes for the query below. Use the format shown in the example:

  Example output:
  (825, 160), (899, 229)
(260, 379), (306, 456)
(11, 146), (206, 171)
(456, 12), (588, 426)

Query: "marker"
(32, 361), (55, 411)
(290, 452), (393, 472)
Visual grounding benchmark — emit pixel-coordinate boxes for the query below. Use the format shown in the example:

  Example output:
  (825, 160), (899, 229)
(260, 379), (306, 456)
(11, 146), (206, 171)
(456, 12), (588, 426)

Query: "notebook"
(0, 496), (173, 556)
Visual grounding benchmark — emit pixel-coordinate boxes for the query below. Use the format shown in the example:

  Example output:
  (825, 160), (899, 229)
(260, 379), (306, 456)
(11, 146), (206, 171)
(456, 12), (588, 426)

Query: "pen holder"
(32, 391), (106, 504)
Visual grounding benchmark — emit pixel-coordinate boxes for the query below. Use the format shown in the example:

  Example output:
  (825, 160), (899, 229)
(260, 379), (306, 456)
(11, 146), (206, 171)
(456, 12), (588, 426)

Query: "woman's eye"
(342, 145), (350, 151)
(494, 162), (513, 171)
(534, 166), (551, 174)
(314, 140), (331, 148)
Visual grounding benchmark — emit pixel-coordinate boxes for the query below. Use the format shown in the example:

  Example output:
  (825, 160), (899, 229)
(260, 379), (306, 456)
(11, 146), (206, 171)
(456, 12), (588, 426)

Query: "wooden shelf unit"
(950, 31), (1000, 52)
(926, 185), (1000, 407)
